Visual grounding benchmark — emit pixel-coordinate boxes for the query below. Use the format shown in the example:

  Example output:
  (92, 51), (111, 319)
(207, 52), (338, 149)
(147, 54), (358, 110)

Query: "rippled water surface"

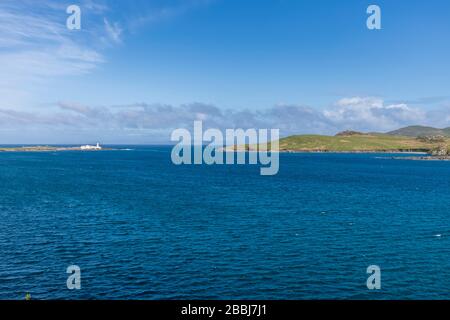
(0, 147), (449, 299)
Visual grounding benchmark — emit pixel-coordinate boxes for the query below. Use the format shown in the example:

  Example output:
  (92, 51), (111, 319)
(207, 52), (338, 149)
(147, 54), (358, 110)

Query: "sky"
(1, 0), (450, 144)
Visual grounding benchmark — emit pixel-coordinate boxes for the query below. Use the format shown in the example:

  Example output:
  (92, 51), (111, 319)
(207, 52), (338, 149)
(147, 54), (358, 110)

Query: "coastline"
(3, 146), (449, 161)
(393, 156), (450, 161)
(221, 145), (450, 160)
(0, 146), (112, 152)
(278, 150), (429, 154)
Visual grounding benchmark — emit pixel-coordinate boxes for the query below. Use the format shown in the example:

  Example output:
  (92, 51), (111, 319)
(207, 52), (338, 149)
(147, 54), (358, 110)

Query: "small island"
(0, 143), (108, 152)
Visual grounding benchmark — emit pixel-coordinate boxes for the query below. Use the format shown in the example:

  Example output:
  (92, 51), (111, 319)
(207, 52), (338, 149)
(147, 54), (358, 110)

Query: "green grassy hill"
(231, 126), (450, 153)
(276, 133), (443, 152)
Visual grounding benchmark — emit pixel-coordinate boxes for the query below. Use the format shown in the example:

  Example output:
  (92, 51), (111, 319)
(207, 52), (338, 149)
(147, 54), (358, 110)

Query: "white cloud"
(0, 0), (118, 109)
(0, 1), (105, 75)
(103, 18), (122, 44)
(325, 97), (426, 131)
(0, 0), (214, 112)
(125, 0), (215, 31)
(0, 97), (445, 143)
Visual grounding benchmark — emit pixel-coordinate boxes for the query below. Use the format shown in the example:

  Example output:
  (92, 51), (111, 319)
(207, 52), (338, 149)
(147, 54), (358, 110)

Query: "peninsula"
(228, 126), (450, 158)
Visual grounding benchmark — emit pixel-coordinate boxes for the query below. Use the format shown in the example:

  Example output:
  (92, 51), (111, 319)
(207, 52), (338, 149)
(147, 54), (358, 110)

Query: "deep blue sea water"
(0, 147), (449, 300)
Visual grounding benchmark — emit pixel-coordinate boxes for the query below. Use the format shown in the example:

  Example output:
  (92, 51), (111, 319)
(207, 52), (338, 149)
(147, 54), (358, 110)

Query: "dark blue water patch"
(0, 148), (449, 299)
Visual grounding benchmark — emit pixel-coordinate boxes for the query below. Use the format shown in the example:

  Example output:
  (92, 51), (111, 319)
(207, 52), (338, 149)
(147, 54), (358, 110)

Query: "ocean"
(0, 147), (449, 299)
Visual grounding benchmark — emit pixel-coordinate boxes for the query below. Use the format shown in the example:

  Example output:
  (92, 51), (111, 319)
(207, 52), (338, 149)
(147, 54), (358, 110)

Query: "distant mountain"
(387, 125), (450, 137)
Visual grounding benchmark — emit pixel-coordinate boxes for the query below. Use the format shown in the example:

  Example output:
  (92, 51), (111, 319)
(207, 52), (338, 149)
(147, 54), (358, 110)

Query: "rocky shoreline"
(280, 149), (428, 154)
(393, 155), (450, 161)
(278, 150), (450, 160)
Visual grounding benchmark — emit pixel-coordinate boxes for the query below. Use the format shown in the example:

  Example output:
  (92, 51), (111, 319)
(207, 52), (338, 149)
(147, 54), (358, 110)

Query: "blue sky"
(1, 0), (450, 143)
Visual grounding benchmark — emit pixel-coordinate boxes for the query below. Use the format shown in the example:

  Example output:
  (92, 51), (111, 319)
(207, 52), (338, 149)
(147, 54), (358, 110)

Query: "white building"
(80, 143), (102, 150)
